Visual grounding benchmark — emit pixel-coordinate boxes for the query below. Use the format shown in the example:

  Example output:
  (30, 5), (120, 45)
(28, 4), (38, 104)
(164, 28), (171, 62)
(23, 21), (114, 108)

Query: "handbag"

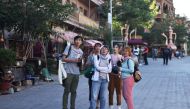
(133, 70), (142, 82)
(111, 55), (122, 74)
(112, 66), (119, 74)
(127, 59), (142, 82)
(81, 66), (93, 78)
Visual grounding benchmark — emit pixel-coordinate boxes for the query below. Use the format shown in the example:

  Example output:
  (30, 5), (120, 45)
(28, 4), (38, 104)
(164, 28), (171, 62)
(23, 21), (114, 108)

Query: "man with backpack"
(62, 36), (83, 109)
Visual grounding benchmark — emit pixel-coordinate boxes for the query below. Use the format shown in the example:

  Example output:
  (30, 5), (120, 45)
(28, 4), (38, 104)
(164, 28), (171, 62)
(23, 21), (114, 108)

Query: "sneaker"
(117, 105), (121, 109)
(109, 105), (113, 109)
(96, 100), (100, 109)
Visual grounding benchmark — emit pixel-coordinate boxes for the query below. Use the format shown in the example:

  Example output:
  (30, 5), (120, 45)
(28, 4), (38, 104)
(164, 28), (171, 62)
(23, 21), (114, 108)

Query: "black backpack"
(163, 48), (169, 54)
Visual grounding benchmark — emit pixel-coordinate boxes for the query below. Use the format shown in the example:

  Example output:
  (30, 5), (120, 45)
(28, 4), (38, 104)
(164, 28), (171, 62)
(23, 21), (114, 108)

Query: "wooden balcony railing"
(78, 14), (99, 29)
(68, 13), (99, 29)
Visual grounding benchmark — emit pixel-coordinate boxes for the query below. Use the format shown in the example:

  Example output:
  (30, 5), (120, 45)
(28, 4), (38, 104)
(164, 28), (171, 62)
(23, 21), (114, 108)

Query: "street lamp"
(108, 0), (113, 50)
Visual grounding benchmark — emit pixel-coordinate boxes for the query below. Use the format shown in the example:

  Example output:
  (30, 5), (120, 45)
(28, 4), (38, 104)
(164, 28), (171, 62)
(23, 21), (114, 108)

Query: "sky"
(173, 0), (190, 20)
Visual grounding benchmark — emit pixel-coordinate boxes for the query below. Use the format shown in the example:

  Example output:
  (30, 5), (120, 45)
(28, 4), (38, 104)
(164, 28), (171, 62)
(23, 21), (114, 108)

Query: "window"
(72, 2), (77, 8)
(79, 7), (83, 14)
(84, 9), (88, 16)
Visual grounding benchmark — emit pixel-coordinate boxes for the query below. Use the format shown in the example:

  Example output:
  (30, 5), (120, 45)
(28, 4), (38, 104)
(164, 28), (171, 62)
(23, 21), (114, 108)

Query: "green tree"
(145, 15), (188, 46)
(0, 0), (74, 66)
(100, 0), (158, 47)
(114, 0), (158, 29)
(173, 24), (188, 45)
(0, 0), (74, 38)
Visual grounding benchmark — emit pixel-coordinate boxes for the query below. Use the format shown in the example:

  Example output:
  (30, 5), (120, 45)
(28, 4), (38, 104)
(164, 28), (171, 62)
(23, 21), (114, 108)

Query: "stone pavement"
(1, 57), (190, 109)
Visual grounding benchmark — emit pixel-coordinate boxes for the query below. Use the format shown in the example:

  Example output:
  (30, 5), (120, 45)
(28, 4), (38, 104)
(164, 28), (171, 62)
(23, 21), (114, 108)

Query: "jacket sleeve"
(94, 55), (112, 73)
(121, 59), (134, 73)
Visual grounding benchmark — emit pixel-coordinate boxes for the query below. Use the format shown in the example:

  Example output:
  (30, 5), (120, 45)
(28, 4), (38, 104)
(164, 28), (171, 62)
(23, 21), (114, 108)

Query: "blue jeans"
(90, 78), (108, 109)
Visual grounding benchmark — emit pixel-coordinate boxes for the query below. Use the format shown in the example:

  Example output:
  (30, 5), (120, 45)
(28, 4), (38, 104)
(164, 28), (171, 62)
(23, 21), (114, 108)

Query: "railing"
(78, 14), (99, 29)
(156, 13), (167, 19)
(68, 13), (99, 29)
(91, 0), (104, 6)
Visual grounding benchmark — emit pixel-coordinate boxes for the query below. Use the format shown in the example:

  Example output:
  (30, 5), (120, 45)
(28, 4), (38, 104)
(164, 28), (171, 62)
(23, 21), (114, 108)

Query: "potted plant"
(0, 48), (16, 94)
(0, 48), (16, 71)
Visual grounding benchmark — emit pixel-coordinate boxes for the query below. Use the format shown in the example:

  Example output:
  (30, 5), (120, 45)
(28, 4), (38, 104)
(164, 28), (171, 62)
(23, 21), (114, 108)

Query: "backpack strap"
(97, 55), (100, 60)
(126, 59), (134, 74)
(126, 59), (129, 69)
(109, 59), (111, 64)
(65, 45), (72, 58)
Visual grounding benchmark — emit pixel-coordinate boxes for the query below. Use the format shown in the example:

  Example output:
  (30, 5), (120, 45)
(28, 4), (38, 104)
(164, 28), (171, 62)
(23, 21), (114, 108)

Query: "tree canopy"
(144, 15), (188, 46)
(0, 0), (74, 38)
(113, 0), (158, 29)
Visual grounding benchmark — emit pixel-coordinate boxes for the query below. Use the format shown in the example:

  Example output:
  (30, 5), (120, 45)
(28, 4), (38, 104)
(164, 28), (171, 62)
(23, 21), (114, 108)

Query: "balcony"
(91, 0), (104, 6)
(67, 13), (99, 29)
(156, 13), (167, 19)
(78, 14), (99, 29)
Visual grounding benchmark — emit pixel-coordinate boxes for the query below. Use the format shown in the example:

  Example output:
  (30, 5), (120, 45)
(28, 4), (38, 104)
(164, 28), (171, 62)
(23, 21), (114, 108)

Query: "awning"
(51, 28), (78, 43)
(91, 0), (104, 6)
(128, 39), (147, 45)
(83, 39), (102, 47)
(63, 31), (78, 42)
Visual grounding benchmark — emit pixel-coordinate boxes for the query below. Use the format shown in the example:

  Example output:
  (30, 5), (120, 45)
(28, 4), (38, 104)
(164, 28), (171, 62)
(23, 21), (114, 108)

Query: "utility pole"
(110, 0), (112, 35)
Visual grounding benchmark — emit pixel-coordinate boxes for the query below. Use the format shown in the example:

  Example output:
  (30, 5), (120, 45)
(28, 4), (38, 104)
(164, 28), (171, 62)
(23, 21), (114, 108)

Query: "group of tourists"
(61, 35), (141, 109)
(151, 46), (173, 65)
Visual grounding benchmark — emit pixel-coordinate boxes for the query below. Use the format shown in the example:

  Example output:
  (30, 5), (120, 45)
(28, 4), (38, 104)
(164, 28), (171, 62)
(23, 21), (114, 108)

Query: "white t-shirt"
(63, 45), (83, 75)
(133, 48), (140, 56)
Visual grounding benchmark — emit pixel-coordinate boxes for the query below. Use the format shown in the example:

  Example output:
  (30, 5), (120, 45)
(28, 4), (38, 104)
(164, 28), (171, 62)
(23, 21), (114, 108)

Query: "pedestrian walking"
(120, 47), (135, 109)
(168, 47), (172, 60)
(163, 46), (170, 65)
(138, 46), (144, 66)
(152, 48), (158, 61)
(143, 46), (149, 65)
(90, 45), (112, 109)
(62, 36), (83, 109)
(133, 46), (140, 57)
(85, 43), (101, 109)
(109, 44), (123, 109)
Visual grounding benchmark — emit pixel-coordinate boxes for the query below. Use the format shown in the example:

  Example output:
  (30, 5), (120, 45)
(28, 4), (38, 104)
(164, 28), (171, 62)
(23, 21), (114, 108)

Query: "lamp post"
(108, 0), (113, 51)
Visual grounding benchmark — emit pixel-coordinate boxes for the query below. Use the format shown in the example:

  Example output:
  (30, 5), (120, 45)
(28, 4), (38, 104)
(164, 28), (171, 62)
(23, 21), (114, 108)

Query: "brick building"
(156, 0), (175, 21)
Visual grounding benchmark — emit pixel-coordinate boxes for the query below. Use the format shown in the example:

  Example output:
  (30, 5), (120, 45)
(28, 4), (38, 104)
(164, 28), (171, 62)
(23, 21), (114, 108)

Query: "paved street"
(1, 57), (190, 109)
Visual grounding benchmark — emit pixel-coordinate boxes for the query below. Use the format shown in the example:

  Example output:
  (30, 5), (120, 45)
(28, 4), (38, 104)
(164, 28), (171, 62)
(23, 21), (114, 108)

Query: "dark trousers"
(163, 55), (169, 65)
(143, 53), (148, 65)
(169, 53), (172, 60)
(108, 74), (122, 105)
(63, 74), (79, 109)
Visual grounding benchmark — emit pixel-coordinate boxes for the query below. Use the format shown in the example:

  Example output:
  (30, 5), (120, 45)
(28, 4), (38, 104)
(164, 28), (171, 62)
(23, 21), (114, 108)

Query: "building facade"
(156, 0), (175, 21)
(61, 0), (104, 37)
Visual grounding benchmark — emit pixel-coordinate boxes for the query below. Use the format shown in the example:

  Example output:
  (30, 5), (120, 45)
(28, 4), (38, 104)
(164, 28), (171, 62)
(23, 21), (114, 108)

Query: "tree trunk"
(124, 24), (130, 41)
(41, 38), (47, 68)
(2, 27), (5, 48)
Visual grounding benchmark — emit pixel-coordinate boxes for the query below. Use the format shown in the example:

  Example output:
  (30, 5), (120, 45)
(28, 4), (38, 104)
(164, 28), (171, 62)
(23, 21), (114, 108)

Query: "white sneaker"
(109, 105), (113, 109)
(118, 105), (121, 109)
